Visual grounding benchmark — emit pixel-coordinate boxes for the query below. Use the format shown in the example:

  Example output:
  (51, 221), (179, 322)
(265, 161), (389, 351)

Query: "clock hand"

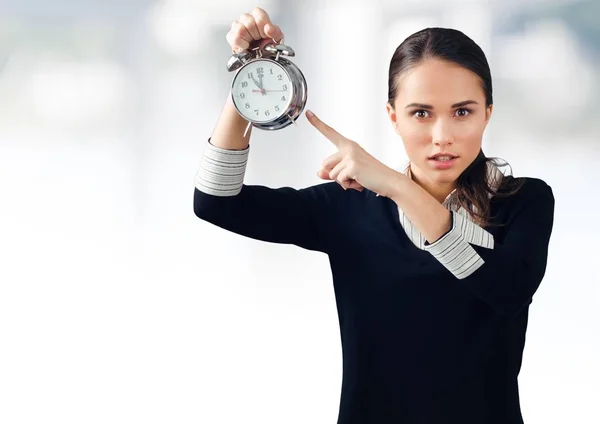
(258, 73), (266, 95)
(250, 75), (261, 89)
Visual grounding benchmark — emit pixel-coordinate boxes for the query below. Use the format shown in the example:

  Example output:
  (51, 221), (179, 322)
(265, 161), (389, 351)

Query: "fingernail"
(306, 110), (314, 118)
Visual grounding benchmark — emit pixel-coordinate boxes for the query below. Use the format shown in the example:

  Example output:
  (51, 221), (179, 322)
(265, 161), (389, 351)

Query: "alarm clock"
(226, 42), (307, 131)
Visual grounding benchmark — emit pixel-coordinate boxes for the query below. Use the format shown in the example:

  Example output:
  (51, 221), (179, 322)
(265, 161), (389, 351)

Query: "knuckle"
(232, 22), (243, 35)
(252, 11), (268, 27)
(239, 13), (253, 25)
(226, 34), (236, 47)
(253, 6), (267, 17)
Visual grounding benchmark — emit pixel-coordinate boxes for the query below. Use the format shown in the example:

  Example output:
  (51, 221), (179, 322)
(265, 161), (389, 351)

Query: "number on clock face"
(232, 60), (293, 122)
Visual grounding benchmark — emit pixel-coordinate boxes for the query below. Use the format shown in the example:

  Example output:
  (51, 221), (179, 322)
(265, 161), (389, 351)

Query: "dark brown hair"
(388, 27), (524, 227)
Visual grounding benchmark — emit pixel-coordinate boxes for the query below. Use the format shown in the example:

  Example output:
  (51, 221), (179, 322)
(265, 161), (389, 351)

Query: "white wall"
(0, 0), (598, 423)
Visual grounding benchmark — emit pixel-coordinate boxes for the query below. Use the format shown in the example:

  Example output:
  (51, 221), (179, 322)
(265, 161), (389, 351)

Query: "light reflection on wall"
(494, 19), (594, 118)
(21, 60), (131, 124)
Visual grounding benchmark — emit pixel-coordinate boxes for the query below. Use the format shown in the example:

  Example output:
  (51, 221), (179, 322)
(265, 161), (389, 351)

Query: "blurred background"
(1, 0), (598, 423)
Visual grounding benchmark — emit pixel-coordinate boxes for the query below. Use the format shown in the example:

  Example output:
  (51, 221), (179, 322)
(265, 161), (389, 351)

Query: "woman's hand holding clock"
(226, 7), (284, 54)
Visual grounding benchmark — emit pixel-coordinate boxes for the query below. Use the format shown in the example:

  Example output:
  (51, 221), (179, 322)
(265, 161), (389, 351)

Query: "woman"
(194, 7), (555, 424)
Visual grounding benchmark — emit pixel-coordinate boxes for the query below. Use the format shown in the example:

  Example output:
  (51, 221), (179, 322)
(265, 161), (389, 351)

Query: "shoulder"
(495, 175), (555, 217)
(499, 175), (553, 198)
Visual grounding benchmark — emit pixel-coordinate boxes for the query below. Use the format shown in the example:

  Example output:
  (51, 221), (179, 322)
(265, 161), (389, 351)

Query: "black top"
(193, 175), (555, 424)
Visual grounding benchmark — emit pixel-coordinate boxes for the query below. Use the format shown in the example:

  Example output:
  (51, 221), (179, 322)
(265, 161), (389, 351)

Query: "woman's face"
(386, 58), (492, 191)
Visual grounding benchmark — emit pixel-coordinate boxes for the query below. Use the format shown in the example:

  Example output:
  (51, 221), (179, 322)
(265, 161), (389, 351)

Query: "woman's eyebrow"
(405, 100), (479, 109)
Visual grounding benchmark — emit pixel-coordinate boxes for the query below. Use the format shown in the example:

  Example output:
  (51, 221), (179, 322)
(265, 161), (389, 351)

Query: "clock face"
(231, 59), (293, 123)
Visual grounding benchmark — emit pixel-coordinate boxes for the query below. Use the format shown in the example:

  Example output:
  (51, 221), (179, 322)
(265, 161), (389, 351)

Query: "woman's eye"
(413, 110), (429, 119)
(455, 108), (472, 117)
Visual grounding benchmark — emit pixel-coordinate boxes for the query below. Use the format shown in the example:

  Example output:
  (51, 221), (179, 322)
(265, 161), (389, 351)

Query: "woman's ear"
(386, 102), (401, 135)
(485, 104), (493, 123)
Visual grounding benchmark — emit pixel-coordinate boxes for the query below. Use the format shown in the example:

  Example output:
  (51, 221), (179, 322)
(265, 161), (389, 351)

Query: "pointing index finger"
(305, 110), (344, 147)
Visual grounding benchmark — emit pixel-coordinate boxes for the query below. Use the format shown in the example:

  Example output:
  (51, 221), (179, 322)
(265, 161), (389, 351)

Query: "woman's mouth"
(429, 156), (458, 169)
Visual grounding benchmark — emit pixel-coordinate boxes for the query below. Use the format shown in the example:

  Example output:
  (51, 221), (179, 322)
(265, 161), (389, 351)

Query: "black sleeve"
(459, 179), (556, 317)
(193, 181), (340, 254)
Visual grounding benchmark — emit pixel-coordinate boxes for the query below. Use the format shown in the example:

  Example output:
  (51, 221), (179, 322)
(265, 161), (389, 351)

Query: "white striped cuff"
(423, 211), (491, 279)
(194, 138), (249, 197)
(454, 208), (495, 249)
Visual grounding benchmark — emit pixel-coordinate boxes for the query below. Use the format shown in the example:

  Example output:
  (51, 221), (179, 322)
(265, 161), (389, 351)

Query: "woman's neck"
(407, 165), (456, 204)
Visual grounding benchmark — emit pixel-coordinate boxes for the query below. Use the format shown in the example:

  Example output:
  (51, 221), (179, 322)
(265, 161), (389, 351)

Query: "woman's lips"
(428, 157), (458, 170)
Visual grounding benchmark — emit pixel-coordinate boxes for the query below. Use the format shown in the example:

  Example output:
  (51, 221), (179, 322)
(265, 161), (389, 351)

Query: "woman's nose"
(432, 119), (454, 146)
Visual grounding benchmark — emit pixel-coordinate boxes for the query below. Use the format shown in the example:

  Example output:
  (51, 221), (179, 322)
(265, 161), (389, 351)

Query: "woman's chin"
(426, 170), (460, 184)
(412, 162), (463, 184)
